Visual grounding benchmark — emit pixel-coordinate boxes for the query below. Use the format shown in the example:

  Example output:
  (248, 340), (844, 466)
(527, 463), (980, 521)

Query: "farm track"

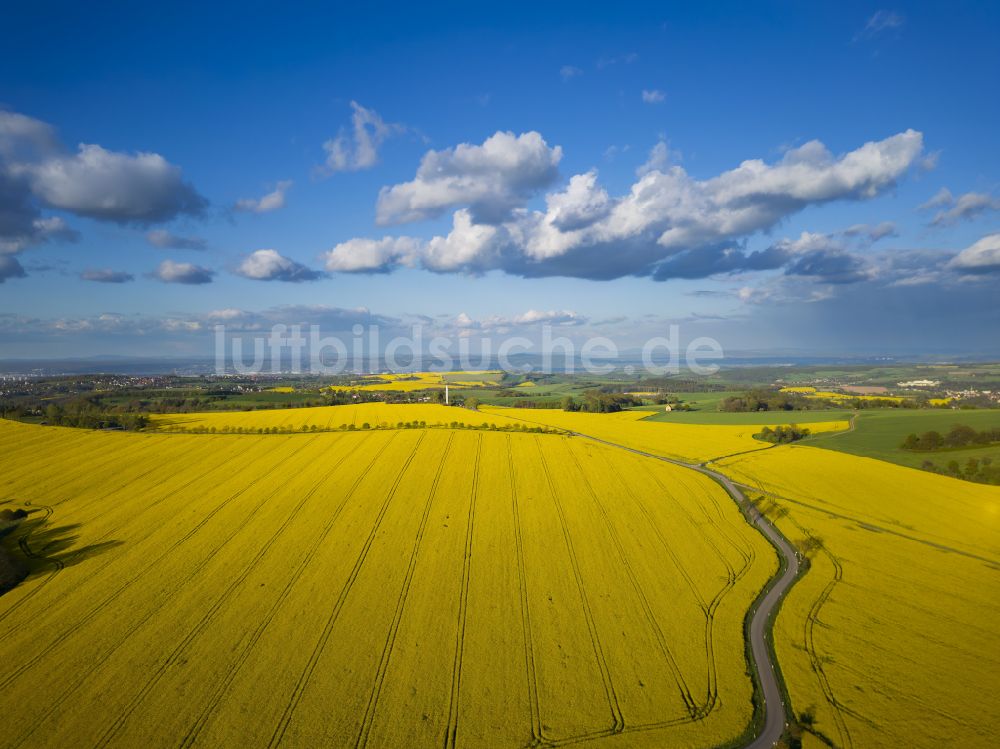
(355, 434), (456, 748)
(443, 435), (482, 749)
(267, 432), (427, 748)
(5, 435), (334, 749)
(177, 432), (399, 749)
(526, 424), (802, 749)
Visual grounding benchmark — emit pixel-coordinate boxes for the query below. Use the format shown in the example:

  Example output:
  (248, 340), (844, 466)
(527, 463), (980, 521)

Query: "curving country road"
(567, 432), (801, 749)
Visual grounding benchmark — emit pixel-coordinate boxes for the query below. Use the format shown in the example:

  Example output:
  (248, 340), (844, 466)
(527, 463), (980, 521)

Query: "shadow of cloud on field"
(1, 503), (122, 595)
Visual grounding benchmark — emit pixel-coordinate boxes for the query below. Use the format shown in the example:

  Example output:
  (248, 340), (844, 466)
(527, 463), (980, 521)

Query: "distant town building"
(897, 379), (940, 388)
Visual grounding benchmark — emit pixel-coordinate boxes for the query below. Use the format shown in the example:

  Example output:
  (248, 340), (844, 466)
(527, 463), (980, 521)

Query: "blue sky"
(1, 1), (998, 357)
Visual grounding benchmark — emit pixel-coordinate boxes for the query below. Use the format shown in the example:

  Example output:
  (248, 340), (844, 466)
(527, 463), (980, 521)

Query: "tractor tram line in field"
(0, 437), (274, 645)
(536, 443), (626, 739)
(737, 475), (960, 749)
(1, 429), (153, 498)
(43, 437), (214, 522)
(0, 435), (210, 634)
(717, 443), (1000, 749)
(267, 432), (428, 748)
(560, 444), (700, 721)
(177, 431), (400, 748)
(0, 425), (128, 471)
(594, 450), (732, 720)
(536, 425), (802, 749)
(3, 421), (211, 497)
(739, 476), (859, 749)
(800, 547), (854, 749)
(91, 433), (365, 748)
(0, 429), (97, 477)
(1, 411), (857, 749)
(0, 436), (288, 638)
(2, 403), (996, 748)
(53, 434), (213, 501)
(442, 435), (482, 749)
(662, 464), (758, 570)
(488, 432), (750, 749)
(4, 434), (336, 748)
(654, 471), (758, 719)
(354, 434), (457, 748)
(524, 441), (766, 747)
(506, 435), (545, 744)
(731, 481), (1000, 566)
(0, 436), (302, 679)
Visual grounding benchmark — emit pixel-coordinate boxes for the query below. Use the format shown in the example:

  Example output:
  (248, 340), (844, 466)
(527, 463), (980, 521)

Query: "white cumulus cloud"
(17, 142), (206, 224)
(235, 249), (322, 282)
(235, 180), (292, 213)
(152, 259), (214, 285)
(322, 236), (421, 273)
(919, 187), (1000, 226)
(375, 130), (562, 225)
(325, 130), (927, 283)
(321, 102), (403, 173)
(948, 232), (1000, 273)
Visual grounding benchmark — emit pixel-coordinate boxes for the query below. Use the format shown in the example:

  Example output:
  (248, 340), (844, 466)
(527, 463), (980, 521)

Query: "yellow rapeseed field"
(149, 403), (525, 432)
(481, 407), (850, 463)
(780, 386), (952, 406)
(0, 414), (775, 748)
(328, 371), (501, 392)
(715, 445), (1000, 749)
(809, 390), (903, 403)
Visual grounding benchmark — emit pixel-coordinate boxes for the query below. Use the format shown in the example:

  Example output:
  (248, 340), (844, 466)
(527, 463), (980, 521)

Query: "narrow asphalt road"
(570, 432), (800, 749)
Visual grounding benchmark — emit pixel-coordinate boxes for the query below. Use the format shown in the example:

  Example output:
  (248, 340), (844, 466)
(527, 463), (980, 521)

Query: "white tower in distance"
(445, 383), (450, 405)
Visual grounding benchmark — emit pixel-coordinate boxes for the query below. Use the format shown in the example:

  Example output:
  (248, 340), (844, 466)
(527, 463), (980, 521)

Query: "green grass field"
(666, 391), (742, 411)
(807, 408), (1000, 469)
(628, 391), (741, 414)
